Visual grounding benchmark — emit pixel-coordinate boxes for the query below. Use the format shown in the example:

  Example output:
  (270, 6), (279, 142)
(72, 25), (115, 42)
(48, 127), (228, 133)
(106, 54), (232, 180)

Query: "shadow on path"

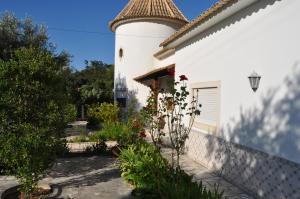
(42, 155), (132, 199)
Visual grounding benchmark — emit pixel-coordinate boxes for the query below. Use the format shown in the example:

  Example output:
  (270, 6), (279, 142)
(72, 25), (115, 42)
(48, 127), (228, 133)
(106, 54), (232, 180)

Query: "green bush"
(63, 104), (77, 124)
(93, 122), (139, 147)
(157, 171), (223, 199)
(89, 132), (106, 142)
(119, 141), (168, 188)
(69, 133), (107, 143)
(119, 141), (223, 199)
(87, 116), (100, 128)
(71, 120), (143, 146)
(69, 135), (90, 143)
(87, 103), (119, 126)
(85, 141), (108, 155)
(0, 48), (69, 196)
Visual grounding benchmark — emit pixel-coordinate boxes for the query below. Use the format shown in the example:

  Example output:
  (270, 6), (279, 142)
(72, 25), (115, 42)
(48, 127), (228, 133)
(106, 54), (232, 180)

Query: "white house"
(110, 0), (300, 198)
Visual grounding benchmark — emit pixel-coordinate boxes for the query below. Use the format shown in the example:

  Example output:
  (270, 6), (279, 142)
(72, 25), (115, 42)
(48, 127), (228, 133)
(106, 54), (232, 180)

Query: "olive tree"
(0, 48), (71, 198)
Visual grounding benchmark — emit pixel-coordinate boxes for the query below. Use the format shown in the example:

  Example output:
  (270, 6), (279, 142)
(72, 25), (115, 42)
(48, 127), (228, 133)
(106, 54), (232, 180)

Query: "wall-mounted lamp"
(248, 71), (261, 92)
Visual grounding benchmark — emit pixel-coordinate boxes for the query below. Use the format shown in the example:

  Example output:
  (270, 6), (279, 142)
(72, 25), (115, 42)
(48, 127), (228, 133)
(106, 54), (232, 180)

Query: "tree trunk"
(20, 192), (25, 199)
(171, 148), (175, 168)
(81, 104), (85, 120)
(176, 150), (180, 169)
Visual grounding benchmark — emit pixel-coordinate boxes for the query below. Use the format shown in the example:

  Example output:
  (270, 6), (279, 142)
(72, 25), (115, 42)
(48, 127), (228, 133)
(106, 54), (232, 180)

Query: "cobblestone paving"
(0, 156), (132, 199)
(0, 176), (18, 197)
(1, 140), (255, 199)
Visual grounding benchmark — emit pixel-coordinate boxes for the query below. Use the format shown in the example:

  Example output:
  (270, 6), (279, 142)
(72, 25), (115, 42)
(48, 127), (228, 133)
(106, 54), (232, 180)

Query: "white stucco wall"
(159, 0), (300, 163)
(114, 20), (179, 107)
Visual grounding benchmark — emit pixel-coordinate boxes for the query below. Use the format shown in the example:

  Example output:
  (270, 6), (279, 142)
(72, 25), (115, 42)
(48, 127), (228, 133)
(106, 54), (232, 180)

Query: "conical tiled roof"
(110, 0), (188, 31)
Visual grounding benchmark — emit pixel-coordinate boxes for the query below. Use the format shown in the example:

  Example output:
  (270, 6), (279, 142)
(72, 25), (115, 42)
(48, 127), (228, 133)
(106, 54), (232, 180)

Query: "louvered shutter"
(194, 87), (219, 126)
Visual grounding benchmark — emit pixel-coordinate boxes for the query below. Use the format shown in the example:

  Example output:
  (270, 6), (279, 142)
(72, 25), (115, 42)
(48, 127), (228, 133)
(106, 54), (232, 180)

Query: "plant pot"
(2, 185), (52, 199)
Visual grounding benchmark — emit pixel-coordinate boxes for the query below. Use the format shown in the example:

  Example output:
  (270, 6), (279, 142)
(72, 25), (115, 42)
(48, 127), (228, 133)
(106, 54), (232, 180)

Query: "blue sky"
(1, 0), (218, 70)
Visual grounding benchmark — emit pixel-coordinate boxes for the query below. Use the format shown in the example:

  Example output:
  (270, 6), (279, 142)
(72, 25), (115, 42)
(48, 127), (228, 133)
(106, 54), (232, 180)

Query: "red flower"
(179, 75), (188, 81)
(168, 68), (175, 77)
(139, 129), (146, 138)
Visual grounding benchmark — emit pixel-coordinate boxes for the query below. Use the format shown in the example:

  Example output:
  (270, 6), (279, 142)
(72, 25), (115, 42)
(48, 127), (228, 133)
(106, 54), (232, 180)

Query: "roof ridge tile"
(110, 0), (189, 31)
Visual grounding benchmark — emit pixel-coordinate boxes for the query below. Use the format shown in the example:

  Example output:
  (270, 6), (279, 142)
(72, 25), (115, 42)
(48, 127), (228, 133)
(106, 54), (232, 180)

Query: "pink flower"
(179, 75), (188, 81)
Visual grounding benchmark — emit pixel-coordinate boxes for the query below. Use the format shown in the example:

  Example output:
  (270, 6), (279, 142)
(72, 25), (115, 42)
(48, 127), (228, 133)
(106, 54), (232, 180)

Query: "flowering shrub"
(141, 91), (165, 148)
(179, 74), (188, 81)
(159, 75), (201, 168)
(139, 129), (146, 138)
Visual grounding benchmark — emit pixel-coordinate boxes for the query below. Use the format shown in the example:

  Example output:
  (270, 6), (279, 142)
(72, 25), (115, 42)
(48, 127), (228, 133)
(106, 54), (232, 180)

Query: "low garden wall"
(185, 130), (300, 199)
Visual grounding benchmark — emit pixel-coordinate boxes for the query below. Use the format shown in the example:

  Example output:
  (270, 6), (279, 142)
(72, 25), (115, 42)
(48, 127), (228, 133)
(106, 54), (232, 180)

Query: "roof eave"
(109, 17), (188, 32)
(153, 48), (175, 60)
(134, 64), (175, 85)
(160, 0), (259, 48)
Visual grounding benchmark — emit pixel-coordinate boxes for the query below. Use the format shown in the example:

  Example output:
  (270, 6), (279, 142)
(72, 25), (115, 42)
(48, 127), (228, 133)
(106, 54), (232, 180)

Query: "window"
(119, 48), (123, 58)
(191, 81), (221, 134)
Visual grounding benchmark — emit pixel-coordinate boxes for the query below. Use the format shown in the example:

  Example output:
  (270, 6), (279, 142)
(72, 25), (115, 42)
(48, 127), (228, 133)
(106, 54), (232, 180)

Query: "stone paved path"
(161, 147), (255, 199)
(1, 140), (254, 199)
(0, 176), (18, 197)
(0, 155), (132, 199)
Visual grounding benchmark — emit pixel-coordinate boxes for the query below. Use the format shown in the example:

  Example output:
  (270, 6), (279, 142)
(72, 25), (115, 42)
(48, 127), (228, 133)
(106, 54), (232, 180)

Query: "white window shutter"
(194, 87), (218, 126)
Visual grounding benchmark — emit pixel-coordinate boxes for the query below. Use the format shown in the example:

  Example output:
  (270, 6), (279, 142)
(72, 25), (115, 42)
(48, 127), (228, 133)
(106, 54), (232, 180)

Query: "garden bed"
(119, 141), (224, 199)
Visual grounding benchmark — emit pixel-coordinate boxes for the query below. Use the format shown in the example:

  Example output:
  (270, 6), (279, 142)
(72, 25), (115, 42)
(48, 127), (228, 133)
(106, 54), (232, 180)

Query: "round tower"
(110, 0), (188, 110)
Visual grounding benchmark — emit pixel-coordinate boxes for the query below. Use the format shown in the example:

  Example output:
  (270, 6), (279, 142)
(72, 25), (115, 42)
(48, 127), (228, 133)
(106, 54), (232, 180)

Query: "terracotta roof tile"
(160, 0), (237, 47)
(110, 0), (188, 31)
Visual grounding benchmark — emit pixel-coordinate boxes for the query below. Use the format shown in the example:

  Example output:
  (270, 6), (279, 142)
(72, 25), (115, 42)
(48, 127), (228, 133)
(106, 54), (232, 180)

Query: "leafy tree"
(76, 61), (114, 104)
(0, 12), (114, 120)
(0, 12), (46, 60)
(0, 12), (70, 69)
(0, 12), (75, 197)
(66, 60), (114, 118)
(0, 48), (72, 197)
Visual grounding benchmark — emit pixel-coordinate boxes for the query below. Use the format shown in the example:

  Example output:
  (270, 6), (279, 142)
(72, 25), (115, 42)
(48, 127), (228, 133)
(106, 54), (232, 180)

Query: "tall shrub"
(0, 48), (70, 197)
(159, 75), (201, 168)
(142, 91), (165, 149)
